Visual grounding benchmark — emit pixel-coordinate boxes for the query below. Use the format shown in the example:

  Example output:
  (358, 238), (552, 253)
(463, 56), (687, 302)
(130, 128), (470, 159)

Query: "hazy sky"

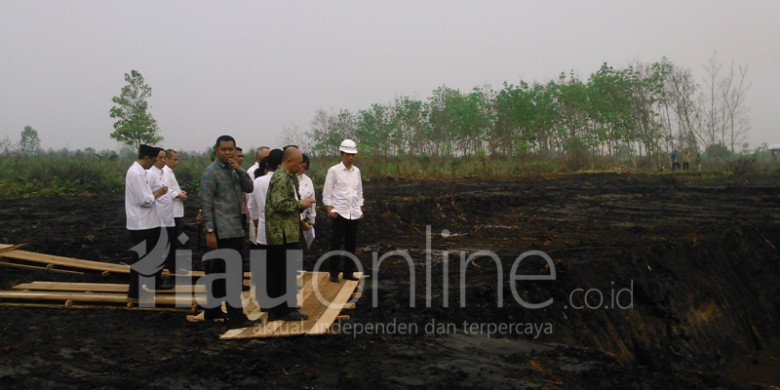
(1, 0), (778, 152)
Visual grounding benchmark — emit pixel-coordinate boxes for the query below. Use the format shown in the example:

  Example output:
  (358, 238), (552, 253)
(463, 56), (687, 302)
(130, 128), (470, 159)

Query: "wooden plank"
(307, 273), (362, 335)
(220, 271), (362, 339)
(0, 290), (130, 303)
(0, 244), (252, 278)
(0, 302), (192, 313)
(12, 281), (205, 294)
(0, 243), (28, 255)
(0, 246), (129, 273)
(223, 272), (330, 339)
(221, 272), (324, 339)
(0, 290), (203, 306)
(241, 271), (311, 318)
(0, 261), (85, 275)
(221, 314), (284, 339)
(273, 272), (339, 337)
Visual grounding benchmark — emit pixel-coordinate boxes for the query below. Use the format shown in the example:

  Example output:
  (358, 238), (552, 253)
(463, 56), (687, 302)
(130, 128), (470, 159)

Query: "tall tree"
(700, 53), (751, 152)
(393, 96), (429, 155)
(281, 124), (313, 154)
(719, 61), (751, 152)
(20, 125), (42, 155)
(109, 70), (162, 149)
(0, 135), (13, 155)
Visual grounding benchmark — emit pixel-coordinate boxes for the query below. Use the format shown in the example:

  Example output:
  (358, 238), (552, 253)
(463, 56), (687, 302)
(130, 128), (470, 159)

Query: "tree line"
(3, 56), (751, 171)
(298, 55), (750, 169)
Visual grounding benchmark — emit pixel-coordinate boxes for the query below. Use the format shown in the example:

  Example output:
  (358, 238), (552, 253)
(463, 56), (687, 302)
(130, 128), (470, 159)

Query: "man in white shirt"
(246, 146), (270, 244)
(246, 145), (270, 180)
(322, 139), (364, 282)
(148, 148), (176, 289)
(248, 149), (282, 248)
(125, 145), (169, 298)
(297, 153), (316, 247)
(164, 149), (188, 272)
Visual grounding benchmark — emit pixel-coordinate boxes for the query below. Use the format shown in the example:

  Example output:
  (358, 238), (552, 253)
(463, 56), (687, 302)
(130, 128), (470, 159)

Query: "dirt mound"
(1, 173), (779, 388)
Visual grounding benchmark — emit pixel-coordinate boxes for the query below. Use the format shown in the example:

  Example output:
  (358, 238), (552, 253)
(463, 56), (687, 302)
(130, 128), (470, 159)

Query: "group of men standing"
(124, 136), (363, 330)
(124, 145), (187, 299)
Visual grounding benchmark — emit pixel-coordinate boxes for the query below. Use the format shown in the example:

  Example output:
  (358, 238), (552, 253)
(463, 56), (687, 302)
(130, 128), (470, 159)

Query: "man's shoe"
(342, 273), (359, 281)
(329, 274), (340, 283)
(204, 309), (228, 323)
(280, 311), (308, 321)
(267, 311), (283, 321)
(229, 319), (259, 329)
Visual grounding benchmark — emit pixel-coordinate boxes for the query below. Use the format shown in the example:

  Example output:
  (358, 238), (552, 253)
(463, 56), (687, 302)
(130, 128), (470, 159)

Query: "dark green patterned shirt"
(265, 168), (301, 245)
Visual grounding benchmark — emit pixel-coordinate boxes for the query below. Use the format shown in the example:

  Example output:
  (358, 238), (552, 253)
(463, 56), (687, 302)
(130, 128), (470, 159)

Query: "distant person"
(148, 148), (176, 289)
(297, 153), (316, 248)
(235, 147), (250, 236)
(247, 155), (271, 245)
(696, 153), (702, 172)
(264, 146), (314, 321)
(671, 150), (680, 171)
(248, 150), (282, 248)
(164, 149), (189, 273)
(199, 135), (256, 328)
(247, 146), (270, 180)
(246, 145), (270, 242)
(323, 139), (363, 283)
(682, 151), (691, 170)
(124, 144), (170, 299)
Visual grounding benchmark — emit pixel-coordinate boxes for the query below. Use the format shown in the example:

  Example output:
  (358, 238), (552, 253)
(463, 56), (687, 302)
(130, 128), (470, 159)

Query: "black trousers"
(163, 218), (182, 274)
(127, 227), (162, 298)
(203, 237), (246, 322)
(264, 243), (299, 314)
(329, 216), (359, 276)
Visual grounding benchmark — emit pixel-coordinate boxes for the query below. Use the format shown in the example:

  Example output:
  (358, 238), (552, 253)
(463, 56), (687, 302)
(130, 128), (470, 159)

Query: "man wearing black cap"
(125, 144), (169, 299)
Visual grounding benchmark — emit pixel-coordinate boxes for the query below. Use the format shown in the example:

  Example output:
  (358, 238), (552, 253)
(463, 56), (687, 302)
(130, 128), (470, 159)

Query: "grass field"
(1, 151), (777, 199)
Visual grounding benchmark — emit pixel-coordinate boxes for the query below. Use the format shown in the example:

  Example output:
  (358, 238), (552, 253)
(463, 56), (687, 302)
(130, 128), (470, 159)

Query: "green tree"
(494, 82), (535, 155)
(109, 70), (162, 149)
(20, 125), (42, 155)
(393, 96), (429, 155)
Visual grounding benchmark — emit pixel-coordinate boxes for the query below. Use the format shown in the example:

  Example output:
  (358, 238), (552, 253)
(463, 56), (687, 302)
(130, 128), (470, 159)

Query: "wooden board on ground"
(0, 243), (28, 255)
(0, 302), (192, 313)
(220, 272), (363, 340)
(0, 243), (247, 279)
(0, 244), (129, 274)
(0, 289), (203, 307)
(12, 281), (206, 294)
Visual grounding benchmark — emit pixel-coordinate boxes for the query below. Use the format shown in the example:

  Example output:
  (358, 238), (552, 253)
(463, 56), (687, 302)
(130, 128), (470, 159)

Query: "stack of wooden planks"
(221, 271), (362, 339)
(0, 243), (364, 337)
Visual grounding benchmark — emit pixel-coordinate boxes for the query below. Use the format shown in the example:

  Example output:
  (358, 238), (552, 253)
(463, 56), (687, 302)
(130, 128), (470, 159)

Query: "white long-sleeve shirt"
(125, 161), (158, 230)
(297, 173), (316, 224)
(322, 162), (363, 220)
(163, 165), (184, 218)
(246, 161), (260, 182)
(249, 171), (273, 245)
(148, 165), (175, 227)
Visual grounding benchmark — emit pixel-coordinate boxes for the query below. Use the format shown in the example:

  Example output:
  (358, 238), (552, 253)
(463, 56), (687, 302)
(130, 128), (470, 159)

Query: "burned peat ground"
(1, 172), (779, 389)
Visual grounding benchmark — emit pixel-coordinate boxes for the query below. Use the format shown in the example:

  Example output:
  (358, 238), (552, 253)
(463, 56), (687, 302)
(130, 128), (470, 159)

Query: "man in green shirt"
(264, 146), (314, 321)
